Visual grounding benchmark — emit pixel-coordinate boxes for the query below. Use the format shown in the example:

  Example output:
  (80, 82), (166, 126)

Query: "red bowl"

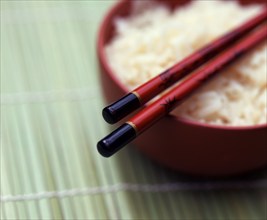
(97, 0), (267, 176)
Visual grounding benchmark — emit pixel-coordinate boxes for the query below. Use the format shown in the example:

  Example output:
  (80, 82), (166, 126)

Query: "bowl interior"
(98, 0), (267, 130)
(102, 0), (266, 44)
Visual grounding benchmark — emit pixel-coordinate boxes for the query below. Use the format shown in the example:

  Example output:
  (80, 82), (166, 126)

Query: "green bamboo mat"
(1, 1), (266, 219)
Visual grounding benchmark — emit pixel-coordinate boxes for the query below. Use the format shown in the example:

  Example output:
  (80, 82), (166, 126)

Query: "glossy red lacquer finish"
(97, 0), (267, 176)
(130, 25), (266, 133)
(134, 9), (267, 104)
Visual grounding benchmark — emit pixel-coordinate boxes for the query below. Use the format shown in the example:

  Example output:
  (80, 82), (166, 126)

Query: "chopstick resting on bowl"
(97, 23), (267, 157)
(102, 8), (267, 124)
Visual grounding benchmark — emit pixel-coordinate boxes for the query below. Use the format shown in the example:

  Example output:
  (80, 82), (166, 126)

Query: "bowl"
(97, 0), (267, 176)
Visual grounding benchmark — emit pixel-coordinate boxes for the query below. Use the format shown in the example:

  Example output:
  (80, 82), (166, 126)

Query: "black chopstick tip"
(97, 123), (137, 157)
(102, 106), (117, 124)
(97, 139), (113, 157)
(102, 93), (141, 124)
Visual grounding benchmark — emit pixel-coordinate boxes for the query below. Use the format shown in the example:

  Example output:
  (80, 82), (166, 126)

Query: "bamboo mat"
(1, 1), (266, 219)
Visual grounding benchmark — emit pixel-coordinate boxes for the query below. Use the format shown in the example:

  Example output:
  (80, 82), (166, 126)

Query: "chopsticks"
(97, 21), (267, 157)
(102, 9), (267, 124)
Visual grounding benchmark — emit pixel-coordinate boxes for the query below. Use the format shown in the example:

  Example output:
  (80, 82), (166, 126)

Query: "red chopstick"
(102, 8), (267, 124)
(97, 23), (267, 157)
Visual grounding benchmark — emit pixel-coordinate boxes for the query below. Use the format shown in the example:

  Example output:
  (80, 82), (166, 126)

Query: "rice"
(105, 0), (267, 126)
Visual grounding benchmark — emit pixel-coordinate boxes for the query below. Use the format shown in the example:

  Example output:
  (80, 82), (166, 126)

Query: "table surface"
(1, 1), (266, 219)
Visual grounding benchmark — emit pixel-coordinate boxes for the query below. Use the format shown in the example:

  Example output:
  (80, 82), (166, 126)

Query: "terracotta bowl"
(97, 0), (267, 176)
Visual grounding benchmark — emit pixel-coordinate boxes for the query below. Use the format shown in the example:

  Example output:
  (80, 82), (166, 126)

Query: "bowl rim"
(97, 0), (267, 131)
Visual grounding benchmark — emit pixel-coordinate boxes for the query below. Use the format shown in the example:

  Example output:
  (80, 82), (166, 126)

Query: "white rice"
(105, 0), (267, 126)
